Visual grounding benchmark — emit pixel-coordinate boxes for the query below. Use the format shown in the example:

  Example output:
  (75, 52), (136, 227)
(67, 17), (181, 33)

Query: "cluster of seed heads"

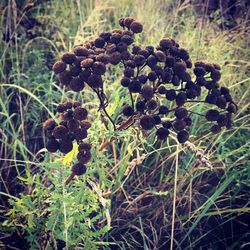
(43, 101), (91, 177)
(46, 17), (237, 181)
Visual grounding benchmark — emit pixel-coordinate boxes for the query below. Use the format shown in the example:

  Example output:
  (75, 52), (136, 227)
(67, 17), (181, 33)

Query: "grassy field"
(0, 0), (249, 249)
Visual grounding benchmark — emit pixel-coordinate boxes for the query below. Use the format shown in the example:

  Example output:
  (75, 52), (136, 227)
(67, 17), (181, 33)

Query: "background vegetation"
(0, 0), (249, 249)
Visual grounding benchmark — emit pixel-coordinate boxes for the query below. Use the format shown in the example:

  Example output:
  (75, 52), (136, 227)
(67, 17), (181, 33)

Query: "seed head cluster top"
(45, 17), (237, 181)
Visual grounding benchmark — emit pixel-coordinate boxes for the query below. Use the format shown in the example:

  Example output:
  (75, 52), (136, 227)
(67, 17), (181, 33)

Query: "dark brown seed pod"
(165, 56), (176, 68)
(175, 92), (187, 106)
(72, 162), (87, 175)
(61, 52), (76, 64)
(80, 120), (91, 130)
(121, 35), (134, 45)
(80, 58), (94, 68)
(79, 69), (91, 81)
(46, 138), (59, 152)
(211, 69), (221, 81)
(73, 107), (88, 121)
(124, 17), (135, 29)
(227, 103), (237, 113)
(67, 119), (79, 131)
(177, 130), (189, 143)
(165, 89), (176, 101)
(211, 124), (221, 134)
(65, 101), (73, 109)
(56, 103), (67, 113)
(155, 51), (166, 62)
(43, 118), (57, 131)
(59, 139), (73, 154)
(173, 119), (186, 131)
(96, 53), (109, 64)
(94, 37), (105, 48)
(110, 33), (122, 44)
(179, 48), (189, 60)
(59, 71), (73, 85)
(156, 127), (169, 140)
(69, 65), (81, 77)
(69, 78), (85, 92)
(87, 74), (103, 88)
(77, 150), (91, 164)
(205, 109), (220, 121)
(74, 128), (88, 141)
(108, 52), (122, 65)
(73, 46), (89, 56)
(159, 38), (173, 50)
(216, 96), (227, 109)
(78, 142), (91, 152)
(122, 105), (134, 116)
(53, 125), (68, 139)
(147, 99), (158, 110)
(140, 115), (155, 130)
(92, 62), (106, 75)
(141, 85), (154, 100)
(130, 21), (143, 33)
(53, 61), (67, 74)
(175, 108), (188, 119)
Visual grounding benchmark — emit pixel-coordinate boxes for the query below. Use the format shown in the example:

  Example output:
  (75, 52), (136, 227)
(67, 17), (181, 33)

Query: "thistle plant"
(43, 17), (237, 184)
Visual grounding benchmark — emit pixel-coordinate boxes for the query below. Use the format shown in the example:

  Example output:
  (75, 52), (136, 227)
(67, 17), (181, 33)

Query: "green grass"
(0, 0), (249, 249)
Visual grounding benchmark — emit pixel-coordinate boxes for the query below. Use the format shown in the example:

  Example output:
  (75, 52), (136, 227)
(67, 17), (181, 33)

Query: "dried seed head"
(67, 119), (79, 131)
(59, 139), (73, 153)
(69, 77), (85, 92)
(159, 38), (173, 50)
(156, 127), (169, 140)
(77, 150), (91, 164)
(159, 105), (169, 114)
(92, 62), (106, 75)
(173, 119), (186, 131)
(175, 91), (187, 106)
(72, 162), (87, 175)
(73, 107), (88, 121)
(74, 128), (88, 141)
(73, 46), (89, 56)
(80, 58), (94, 68)
(43, 118), (56, 131)
(59, 71), (73, 85)
(130, 21), (143, 33)
(56, 103), (68, 113)
(94, 37), (105, 48)
(61, 52), (76, 64)
(177, 130), (189, 143)
(211, 124), (221, 134)
(141, 85), (154, 100)
(53, 125), (68, 139)
(227, 103), (237, 113)
(140, 115), (155, 130)
(53, 61), (66, 74)
(87, 74), (103, 88)
(165, 89), (176, 101)
(205, 109), (220, 121)
(122, 105), (134, 117)
(211, 69), (221, 81)
(46, 138), (59, 152)
(124, 17), (135, 29)
(147, 99), (158, 110)
(175, 108), (188, 119)
(136, 100), (146, 112)
(216, 96), (227, 109)
(128, 80), (141, 93)
(78, 142), (91, 152)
